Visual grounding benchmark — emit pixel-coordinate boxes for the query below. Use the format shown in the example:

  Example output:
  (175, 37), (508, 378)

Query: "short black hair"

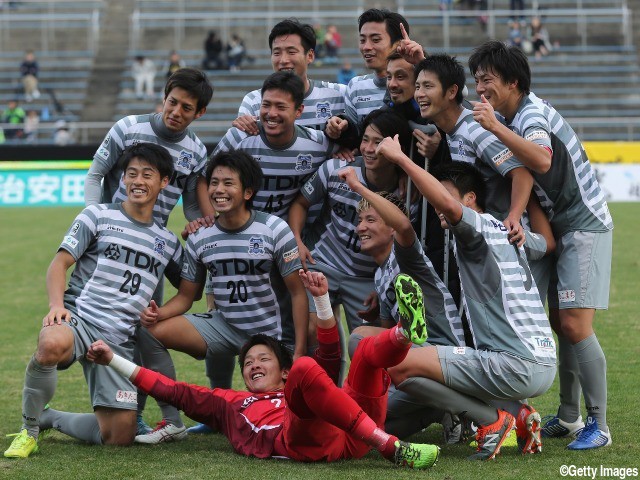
(238, 334), (293, 374)
(268, 18), (316, 53)
(358, 8), (409, 44)
(164, 67), (214, 112)
(415, 54), (466, 104)
(431, 161), (486, 211)
(261, 71), (304, 109)
(206, 150), (263, 209)
(118, 143), (174, 180)
(468, 40), (531, 95)
(362, 109), (411, 152)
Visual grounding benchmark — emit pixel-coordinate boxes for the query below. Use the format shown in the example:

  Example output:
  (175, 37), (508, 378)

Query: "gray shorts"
(437, 345), (556, 402)
(61, 315), (137, 411)
(185, 311), (253, 358)
(548, 230), (612, 310)
(307, 261), (374, 332)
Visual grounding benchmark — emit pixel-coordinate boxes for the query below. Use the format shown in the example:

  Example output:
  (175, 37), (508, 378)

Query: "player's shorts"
(61, 314), (137, 411)
(529, 255), (553, 306)
(437, 346), (556, 401)
(185, 311), (254, 359)
(307, 261), (374, 332)
(548, 230), (612, 310)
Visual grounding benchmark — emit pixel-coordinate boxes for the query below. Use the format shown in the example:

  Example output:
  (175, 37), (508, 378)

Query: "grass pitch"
(0, 204), (638, 480)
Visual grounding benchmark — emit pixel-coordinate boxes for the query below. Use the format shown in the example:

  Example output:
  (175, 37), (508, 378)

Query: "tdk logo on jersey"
(213, 258), (269, 275)
(316, 102), (331, 119)
(154, 237), (166, 257)
(178, 150), (194, 169)
(295, 154), (313, 172)
(248, 236), (265, 255)
(103, 243), (163, 275)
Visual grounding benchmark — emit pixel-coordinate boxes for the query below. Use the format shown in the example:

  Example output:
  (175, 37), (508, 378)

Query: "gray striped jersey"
(60, 204), (183, 344)
(448, 108), (524, 219)
(507, 93), (613, 236)
(238, 79), (347, 131)
(302, 158), (416, 277)
(181, 210), (302, 338)
(212, 124), (336, 220)
(92, 113), (208, 225)
(344, 74), (387, 131)
(451, 207), (555, 365)
(378, 239), (465, 346)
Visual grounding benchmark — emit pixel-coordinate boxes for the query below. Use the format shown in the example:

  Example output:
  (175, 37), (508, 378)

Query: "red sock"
(351, 414), (398, 460)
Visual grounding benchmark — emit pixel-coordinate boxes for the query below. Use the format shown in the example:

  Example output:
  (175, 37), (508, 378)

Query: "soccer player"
(368, 137), (558, 460)
(468, 40), (614, 449)
(133, 150), (310, 443)
(233, 18), (347, 136)
(4, 144), (184, 458)
(85, 269), (440, 469)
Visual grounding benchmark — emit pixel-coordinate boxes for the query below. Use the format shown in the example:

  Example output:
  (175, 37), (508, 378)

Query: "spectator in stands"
(202, 30), (224, 70)
(313, 23), (326, 59)
(324, 25), (342, 64)
(53, 119), (74, 146)
(24, 109), (40, 143)
(20, 50), (40, 102)
(337, 59), (356, 85)
(164, 50), (186, 79)
(507, 20), (524, 49)
(227, 34), (246, 71)
(1, 99), (26, 140)
(132, 55), (157, 100)
(528, 16), (552, 59)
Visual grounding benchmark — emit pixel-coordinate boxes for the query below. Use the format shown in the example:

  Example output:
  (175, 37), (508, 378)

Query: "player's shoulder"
(242, 88), (262, 101)
(311, 79), (348, 96)
(295, 124), (327, 145)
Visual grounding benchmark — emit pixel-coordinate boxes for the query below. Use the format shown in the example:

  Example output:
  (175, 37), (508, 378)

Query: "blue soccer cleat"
(567, 416), (611, 450)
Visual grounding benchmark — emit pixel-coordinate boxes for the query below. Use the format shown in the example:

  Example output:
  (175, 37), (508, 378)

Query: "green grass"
(1, 204), (639, 479)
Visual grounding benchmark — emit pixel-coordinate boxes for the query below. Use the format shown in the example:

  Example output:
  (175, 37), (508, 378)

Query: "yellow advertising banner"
(583, 142), (640, 164)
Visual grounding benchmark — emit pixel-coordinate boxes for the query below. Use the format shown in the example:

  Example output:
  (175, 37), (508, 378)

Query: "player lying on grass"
(86, 269), (439, 469)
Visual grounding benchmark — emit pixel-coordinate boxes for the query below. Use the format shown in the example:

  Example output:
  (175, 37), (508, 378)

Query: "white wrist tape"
(108, 354), (137, 379)
(313, 292), (333, 321)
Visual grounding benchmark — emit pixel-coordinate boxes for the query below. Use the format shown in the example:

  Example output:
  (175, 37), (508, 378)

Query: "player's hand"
(504, 216), (525, 247)
(334, 146), (358, 162)
(232, 115), (259, 136)
(86, 340), (114, 365)
(298, 269), (328, 297)
(325, 116), (349, 139)
(140, 300), (160, 328)
(413, 127), (441, 159)
(181, 215), (216, 240)
(296, 239), (316, 270)
(43, 307), (71, 327)
(357, 291), (380, 322)
(396, 23), (426, 65)
(376, 134), (404, 164)
(338, 167), (362, 192)
(471, 95), (499, 132)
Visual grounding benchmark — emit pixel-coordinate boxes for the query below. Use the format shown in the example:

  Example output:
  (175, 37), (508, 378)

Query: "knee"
(289, 356), (318, 380)
(558, 316), (592, 342)
(98, 411), (136, 446)
(101, 428), (135, 446)
(36, 329), (71, 365)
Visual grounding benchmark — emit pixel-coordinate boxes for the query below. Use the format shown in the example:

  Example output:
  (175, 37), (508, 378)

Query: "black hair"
(118, 143), (174, 180)
(205, 150), (263, 209)
(268, 18), (316, 53)
(238, 334), (293, 374)
(468, 40), (531, 95)
(415, 54), (466, 104)
(361, 109), (411, 152)
(164, 67), (214, 112)
(260, 71), (304, 109)
(358, 8), (409, 44)
(431, 161), (486, 211)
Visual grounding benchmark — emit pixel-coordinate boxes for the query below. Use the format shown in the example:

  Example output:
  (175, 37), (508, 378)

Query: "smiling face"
(271, 34), (314, 79)
(387, 57), (416, 104)
(259, 88), (303, 145)
(359, 21), (394, 75)
(359, 124), (390, 172)
(414, 69), (454, 123)
(208, 165), (252, 216)
(473, 67), (515, 117)
(356, 206), (394, 260)
(123, 158), (168, 207)
(242, 344), (288, 393)
(162, 86), (205, 132)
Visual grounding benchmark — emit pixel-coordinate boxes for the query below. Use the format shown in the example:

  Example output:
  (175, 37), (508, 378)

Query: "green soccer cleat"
(394, 440), (440, 469)
(4, 429), (39, 459)
(394, 273), (427, 345)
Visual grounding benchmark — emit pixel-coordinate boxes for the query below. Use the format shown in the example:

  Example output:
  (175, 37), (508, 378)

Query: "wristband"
(313, 292), (333, 321)
(108, 354), (137, 379)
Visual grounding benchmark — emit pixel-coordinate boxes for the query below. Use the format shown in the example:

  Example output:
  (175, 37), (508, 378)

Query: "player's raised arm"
(396, 23), (426, 65)
(288, 193), (315, 269)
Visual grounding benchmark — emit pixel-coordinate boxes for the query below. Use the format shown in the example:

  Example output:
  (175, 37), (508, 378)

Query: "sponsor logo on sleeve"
(102, 134), (111, 147)
(558, 289), (576, 303)
(304, 182), (314, 195)
(453, 347), (467, 355)
(492, 148), (513, 167)
(525, 130), (550, 142)
(115, 390), (138, 404)
(70, 222), (81, 235)
(181, 262), (189, 274)
(97, 146), (110, 160)
(63, 235), (79, 249)
(283, 247), (300, 263)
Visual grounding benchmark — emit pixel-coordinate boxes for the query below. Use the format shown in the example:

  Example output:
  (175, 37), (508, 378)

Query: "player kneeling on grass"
(4, 144), (183, 458)
(86, 269), (439, 469)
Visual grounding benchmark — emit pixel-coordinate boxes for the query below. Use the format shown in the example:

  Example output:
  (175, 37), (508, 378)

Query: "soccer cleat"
(470, 425), (517, 448)
(567, 416), (612, 450)
(393, 440), (440, 469)
(136, 414), (153, 436)
(4, 429), (38, 458)
(134, 420), (187, 444)
(516, 404), (542, 454)
(186, 422), (214, 434)
(467, 410), (516, 461)
(394, 273), (427, 345)
(541, 414), (584, 438)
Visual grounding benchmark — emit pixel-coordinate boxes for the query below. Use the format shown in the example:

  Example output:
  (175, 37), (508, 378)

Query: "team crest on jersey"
(295, 154), (313, 172)
(70, 222), (81, 235)
(104, 243), (121, 260)
(248, 236), (265, 255)
(154, 237), (166, 257)
(316, 102), (331, 119)
(178, 150), (194, 169)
